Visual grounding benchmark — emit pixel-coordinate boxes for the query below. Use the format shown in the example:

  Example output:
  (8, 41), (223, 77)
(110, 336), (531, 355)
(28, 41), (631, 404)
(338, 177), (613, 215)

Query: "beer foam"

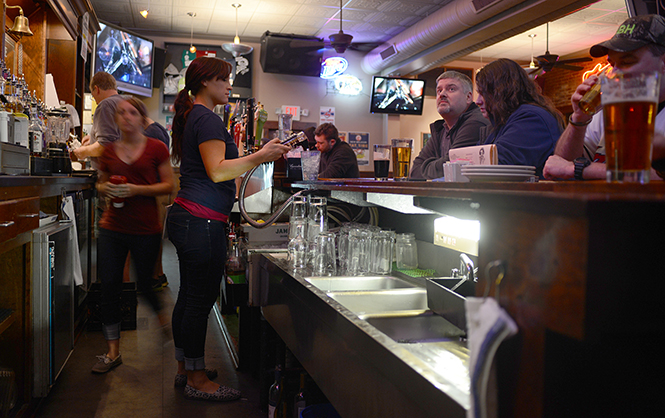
(602, 95), (658, 104)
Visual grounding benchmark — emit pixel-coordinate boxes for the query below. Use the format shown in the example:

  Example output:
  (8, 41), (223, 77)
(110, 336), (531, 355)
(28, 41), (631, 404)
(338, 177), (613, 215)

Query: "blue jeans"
(98, 228), (162, 341)
(167, 203), (227, 371)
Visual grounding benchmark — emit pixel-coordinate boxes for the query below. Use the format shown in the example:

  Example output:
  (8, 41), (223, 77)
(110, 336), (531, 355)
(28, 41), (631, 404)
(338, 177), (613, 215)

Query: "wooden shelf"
(0, 309), (15, 336)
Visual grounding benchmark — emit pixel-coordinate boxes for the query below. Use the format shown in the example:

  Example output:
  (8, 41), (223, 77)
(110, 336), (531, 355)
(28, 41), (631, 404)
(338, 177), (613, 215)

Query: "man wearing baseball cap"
(543, 14), (665, 180)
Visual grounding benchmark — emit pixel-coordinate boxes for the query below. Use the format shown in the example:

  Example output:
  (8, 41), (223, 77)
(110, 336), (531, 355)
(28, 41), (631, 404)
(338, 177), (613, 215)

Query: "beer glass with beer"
(601, 71), (660, 183)
(579, 67), (613, 116)
(391, 138), (413, 181)
(373, 144), (391, 180)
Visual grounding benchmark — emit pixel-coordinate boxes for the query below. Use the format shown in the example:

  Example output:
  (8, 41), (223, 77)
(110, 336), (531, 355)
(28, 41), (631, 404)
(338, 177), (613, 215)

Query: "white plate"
(463, 172), (536, 182)
(461, 165), (536, 172)
(461, 168), (535, 175)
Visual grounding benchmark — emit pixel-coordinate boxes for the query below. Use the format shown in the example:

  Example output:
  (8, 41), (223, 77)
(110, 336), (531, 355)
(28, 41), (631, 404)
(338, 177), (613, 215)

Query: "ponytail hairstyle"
(171, 57), (232, 164)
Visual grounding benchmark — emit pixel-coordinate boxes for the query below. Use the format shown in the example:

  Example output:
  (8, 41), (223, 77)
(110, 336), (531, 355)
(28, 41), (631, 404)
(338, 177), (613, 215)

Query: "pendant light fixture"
(528, 34), (537, 69)
(222, 4), (253, 57)
(140, 0), (150, 19)
(188, 12), (197, 54)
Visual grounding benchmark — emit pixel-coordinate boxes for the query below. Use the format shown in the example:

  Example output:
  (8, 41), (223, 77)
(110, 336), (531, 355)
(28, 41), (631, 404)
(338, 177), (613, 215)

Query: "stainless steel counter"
(258, 252), (469, 418)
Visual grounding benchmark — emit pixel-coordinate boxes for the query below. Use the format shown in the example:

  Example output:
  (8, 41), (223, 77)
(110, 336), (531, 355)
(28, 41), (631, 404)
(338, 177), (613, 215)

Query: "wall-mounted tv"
(370, 76), (425, 115)
(94, 22), (154, 97)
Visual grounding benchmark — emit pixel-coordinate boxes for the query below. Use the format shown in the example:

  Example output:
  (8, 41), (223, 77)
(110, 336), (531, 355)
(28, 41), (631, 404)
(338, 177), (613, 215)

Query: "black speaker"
(152, 47), (167, 89)
(260, 32), (324, 77)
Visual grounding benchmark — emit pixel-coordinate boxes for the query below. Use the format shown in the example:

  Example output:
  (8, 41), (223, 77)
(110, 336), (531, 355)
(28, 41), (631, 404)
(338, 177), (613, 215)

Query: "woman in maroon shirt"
(91, 97), (175, 374)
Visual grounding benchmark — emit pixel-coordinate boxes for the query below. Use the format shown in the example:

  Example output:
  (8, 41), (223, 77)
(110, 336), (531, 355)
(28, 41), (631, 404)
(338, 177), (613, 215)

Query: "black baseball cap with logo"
(590, 14), (665, 57)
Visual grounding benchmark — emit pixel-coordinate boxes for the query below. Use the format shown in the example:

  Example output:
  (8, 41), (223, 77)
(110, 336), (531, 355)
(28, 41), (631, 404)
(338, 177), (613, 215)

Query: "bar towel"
(466, 297), (518, 418)
(61, 196), (84, 287)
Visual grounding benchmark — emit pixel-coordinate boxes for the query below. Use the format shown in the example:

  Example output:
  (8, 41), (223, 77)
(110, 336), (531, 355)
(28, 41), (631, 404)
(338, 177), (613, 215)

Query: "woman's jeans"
(98, 228), (162, 341)
(167, 203), (227, 371)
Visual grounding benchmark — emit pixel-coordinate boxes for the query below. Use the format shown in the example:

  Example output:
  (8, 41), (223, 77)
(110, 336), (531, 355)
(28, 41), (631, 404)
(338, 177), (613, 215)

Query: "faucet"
(451, 253), (477, 282)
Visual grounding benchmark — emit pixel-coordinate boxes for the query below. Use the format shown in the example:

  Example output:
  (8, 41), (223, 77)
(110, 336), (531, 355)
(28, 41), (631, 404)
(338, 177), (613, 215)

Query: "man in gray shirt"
(410, 71), (490, 179)
(73, 72), (125, 165)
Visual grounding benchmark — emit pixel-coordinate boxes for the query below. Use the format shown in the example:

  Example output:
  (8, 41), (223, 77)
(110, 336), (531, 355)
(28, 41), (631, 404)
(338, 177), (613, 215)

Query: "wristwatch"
(574, 157), (591, 180)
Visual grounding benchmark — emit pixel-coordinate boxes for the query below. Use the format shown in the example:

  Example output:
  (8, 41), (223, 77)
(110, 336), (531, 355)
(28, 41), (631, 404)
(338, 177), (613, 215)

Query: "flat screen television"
(94, 22), (154, 97)
(370, 76), (425, 115)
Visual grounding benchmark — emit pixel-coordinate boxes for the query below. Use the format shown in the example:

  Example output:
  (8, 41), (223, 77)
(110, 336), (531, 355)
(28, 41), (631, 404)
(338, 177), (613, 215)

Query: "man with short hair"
(410, 70), (490, 179)
(315, 123), (359, 178)
(73, 72), (124, 163)
(543, 14), (665, 180)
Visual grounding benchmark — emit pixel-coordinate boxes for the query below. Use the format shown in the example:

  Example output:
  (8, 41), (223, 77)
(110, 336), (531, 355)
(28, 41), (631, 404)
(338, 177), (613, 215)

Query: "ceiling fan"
(528, 22), (592, 75)
(322, 0), (382, 53)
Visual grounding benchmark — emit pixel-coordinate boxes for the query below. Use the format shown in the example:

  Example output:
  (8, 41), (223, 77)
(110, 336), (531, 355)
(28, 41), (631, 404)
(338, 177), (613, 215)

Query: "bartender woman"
(168, 57), (290, 402)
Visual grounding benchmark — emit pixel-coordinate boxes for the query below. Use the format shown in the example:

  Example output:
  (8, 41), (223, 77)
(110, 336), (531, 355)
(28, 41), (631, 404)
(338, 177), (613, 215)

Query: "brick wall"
(538, 57), (607, 115)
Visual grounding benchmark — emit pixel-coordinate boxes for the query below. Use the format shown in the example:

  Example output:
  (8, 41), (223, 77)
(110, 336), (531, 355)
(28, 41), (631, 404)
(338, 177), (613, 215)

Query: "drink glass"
(601, 71), (660, 183)
(288, 218), (308, 269)
(395, 233), (418, 270)
(373, 144), (391, 180)
(337, 222), (357, 274)
(579, 68), (614, 116)
(371, 230), (395, 274)
(300, 150), (321, 181)
(312, 232), (337, 276)
(347, 228), (371, 276)
(391, 138), (413, 181)
(291, 195), (308, 219)
(109, 175), (127, 208)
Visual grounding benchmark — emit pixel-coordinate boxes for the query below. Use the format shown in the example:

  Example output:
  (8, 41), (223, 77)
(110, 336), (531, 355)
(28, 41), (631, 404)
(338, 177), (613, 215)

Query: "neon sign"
(334, 75), (363, 95)
(582, 63), (611, 81)
(320, 57), (349, 79)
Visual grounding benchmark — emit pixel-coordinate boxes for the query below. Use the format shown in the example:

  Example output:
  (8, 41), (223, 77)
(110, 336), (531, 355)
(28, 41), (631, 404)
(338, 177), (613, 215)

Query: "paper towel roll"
(45, 74), (60, 109)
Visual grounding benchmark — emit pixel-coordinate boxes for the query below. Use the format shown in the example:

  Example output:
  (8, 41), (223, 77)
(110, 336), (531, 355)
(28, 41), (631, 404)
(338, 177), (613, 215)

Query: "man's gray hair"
(436, 71), (473, 95)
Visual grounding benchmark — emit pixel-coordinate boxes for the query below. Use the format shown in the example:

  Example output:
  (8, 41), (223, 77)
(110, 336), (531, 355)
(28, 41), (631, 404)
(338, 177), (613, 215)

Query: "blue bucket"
(300, 403), (341, 418)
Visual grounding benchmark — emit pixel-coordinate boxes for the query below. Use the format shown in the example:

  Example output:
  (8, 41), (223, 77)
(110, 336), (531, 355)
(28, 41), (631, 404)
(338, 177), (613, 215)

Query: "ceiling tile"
(254, 1), (303, 15)
(93, 3), (132, 14)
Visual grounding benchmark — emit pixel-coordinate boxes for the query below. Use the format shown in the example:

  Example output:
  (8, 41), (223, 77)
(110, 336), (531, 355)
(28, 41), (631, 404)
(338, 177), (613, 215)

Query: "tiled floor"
(33, 240), (265, 418)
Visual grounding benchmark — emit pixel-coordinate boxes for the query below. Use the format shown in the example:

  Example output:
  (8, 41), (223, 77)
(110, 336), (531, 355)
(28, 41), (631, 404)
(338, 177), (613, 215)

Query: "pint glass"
(601, 71), (660, 183)
(373, 144), (391, 180)
(391, 138), (413, 181)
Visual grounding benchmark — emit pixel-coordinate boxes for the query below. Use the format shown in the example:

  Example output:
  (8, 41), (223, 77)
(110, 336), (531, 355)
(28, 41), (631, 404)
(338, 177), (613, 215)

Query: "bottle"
(293, 373), (306, 418)
(268, 365), (283, 418)
(28, 100), (44, 156)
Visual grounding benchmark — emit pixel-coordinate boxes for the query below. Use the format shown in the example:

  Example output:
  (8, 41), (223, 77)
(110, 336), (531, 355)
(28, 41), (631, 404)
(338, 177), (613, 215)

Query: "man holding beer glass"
(544, 14), (665, 181)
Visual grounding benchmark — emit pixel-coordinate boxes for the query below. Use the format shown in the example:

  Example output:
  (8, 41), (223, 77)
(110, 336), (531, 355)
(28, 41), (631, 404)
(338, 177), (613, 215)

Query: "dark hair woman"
(92, 96), (174, 373)
(167, 57), (291, 401)
(475, 58), (565, 176)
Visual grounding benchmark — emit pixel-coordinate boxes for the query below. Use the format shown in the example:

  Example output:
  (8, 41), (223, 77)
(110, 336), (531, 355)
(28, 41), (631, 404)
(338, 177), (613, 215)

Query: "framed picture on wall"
(421, 132), (431, 149)
(338, 132), (347, 142)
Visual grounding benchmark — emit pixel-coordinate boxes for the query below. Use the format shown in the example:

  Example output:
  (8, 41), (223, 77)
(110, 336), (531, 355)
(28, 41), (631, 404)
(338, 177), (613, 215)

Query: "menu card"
(449, 144), (497, 165)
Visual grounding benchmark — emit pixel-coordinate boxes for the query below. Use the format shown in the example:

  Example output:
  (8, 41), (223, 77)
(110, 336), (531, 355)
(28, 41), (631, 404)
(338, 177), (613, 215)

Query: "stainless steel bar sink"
(359, 312), (466, 344)
(305, 276), (418, 292)
(327, 288), (428, 316)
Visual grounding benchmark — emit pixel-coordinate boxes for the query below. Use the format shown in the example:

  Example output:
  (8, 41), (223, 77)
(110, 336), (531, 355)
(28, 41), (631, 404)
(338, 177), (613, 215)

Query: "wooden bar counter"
(1, 175), (95, 415)
(289, 178), (664, 417)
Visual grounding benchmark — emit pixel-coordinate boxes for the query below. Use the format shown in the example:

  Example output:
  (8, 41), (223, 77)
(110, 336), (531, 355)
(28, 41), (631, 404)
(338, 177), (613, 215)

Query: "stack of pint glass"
(307, 197), (333, 275)
(287, 196), (308, 269)
(337, 223), (395, 276)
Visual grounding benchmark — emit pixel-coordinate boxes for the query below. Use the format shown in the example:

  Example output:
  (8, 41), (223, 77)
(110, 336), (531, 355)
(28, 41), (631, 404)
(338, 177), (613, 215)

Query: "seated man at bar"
(315, 122), (360, 178)
(410, 71), (490, 179)
(543, 14), (665, 180)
